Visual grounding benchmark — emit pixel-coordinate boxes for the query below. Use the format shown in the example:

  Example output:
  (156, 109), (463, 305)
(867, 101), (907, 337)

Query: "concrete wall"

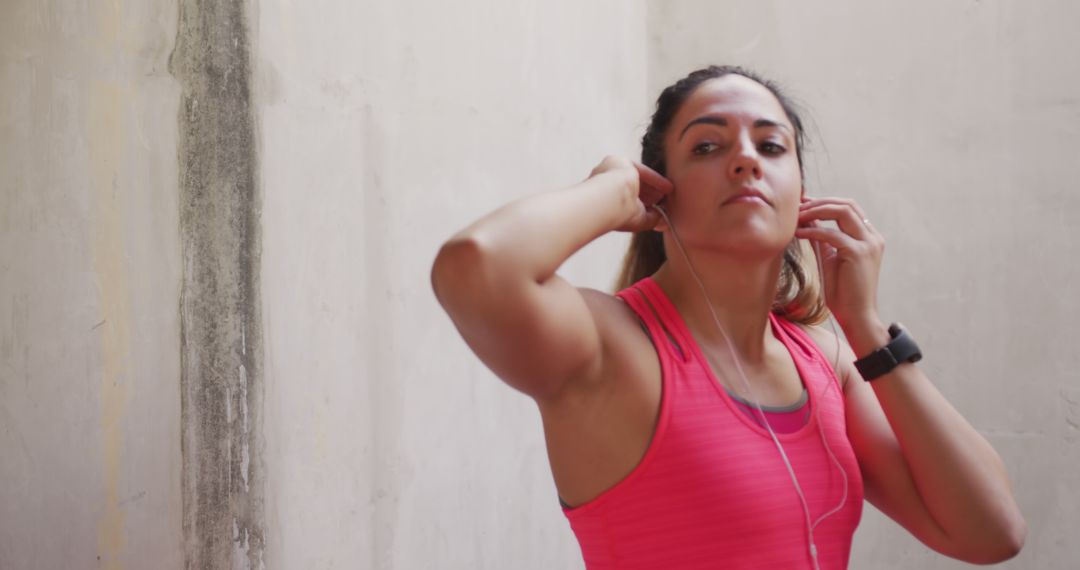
(648, 1), (1080, 568)
(3, 0), (1078, 568)
(255, 1), (646, 569)
(0, 1), (183, 568)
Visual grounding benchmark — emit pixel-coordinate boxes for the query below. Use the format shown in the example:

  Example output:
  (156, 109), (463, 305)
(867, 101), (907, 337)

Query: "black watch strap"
(854, 323), (923, 381)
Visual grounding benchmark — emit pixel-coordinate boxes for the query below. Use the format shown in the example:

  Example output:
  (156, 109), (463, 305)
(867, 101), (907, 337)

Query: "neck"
(651, 240), (784, 365)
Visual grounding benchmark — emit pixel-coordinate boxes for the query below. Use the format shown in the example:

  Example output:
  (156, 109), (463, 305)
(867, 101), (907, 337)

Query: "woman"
(431, 65), (1025, 569)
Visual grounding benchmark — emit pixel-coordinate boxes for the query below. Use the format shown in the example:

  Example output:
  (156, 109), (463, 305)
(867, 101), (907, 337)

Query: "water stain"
(169, 0), (265, 567)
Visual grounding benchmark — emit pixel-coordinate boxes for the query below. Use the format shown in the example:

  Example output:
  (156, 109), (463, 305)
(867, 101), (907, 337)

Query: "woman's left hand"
(795, 196), (885, 335)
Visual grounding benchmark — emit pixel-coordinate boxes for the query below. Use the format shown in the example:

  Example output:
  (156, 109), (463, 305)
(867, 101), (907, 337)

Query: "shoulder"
(791, 320), (858, 391)
(576, 286), (645, 340)
(571, 286), (659, 385)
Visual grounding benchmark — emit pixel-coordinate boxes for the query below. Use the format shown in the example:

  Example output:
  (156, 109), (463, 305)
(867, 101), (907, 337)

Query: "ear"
(652, 202), (671, 232)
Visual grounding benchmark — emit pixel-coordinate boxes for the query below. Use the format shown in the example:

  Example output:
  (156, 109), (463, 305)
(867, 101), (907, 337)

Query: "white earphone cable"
(651, 204), (849, 569)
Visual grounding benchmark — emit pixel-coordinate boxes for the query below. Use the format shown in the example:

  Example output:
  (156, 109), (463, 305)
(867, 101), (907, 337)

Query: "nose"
(728, 137), (762, 181)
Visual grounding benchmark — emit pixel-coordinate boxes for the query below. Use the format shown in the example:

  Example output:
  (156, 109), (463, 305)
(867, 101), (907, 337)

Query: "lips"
(723, 188), (770, 206)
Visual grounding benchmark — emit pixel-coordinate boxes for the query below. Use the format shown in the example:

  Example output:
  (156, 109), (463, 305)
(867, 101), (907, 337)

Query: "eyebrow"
(677, 116), (791, 141)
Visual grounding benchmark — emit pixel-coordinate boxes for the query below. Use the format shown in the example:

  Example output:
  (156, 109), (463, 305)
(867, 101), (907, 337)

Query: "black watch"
(854, 323), (922, 381)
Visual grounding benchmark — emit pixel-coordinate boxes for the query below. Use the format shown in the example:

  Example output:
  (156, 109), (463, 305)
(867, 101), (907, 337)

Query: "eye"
(760, 141), (786, 155)
(692, 141), (718, 155)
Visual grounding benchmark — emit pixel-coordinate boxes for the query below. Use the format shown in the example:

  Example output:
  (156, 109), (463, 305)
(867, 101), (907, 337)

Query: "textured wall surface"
(0, 1), (183, 569)
(648, 1), (1080, 568)
(256, 1), (646, 568)
(3, 0), (1078, 568)
(170, 0), (266, 568)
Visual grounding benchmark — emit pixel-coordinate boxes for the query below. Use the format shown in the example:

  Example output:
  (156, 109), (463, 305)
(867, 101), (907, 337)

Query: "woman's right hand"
(587, 156), (673, 233)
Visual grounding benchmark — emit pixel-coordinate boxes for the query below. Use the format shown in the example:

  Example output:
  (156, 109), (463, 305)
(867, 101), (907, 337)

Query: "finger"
(817, 243), (838, 266)
(799, 196), (870, 221)
(794, 225), (863, 254)
(798, 204), (873, 241)
(806, 234), (837, 264)
(803, 193), (868, 215)
(633, 161), (674, 195)
(803, 224), (837, 258)
(640, 188), (664, 207)
(640, 175), (673, 199)
(641, 180), (665, 198)
(807, 238), (839, 297)
(814, 243), (839, 287)
(637, 181), (656, 197)
(638, 208), (663, 232)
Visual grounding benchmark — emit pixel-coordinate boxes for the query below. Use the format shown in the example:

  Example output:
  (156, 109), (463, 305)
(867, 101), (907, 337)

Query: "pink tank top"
(562, 277), (864, 569)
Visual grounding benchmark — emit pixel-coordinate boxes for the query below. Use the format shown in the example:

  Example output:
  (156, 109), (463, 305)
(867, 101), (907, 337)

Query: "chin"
(693, 229), (792, 259)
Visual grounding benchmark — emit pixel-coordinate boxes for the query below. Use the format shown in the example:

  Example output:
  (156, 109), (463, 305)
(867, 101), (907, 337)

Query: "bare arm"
(430, 157), (671, 401)
(841, 320), (1026, 564)
(797, 196), (1026, 564)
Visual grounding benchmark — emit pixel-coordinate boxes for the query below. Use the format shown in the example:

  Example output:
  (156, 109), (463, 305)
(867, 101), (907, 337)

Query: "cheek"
(769, 166), (802, 202)
(766, 169), (802, 228)
(670, 162), (723, 200)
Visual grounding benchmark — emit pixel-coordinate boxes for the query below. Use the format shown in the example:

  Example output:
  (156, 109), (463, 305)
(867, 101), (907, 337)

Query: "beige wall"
(0, 1), (183, 568)
(256, 1), (646, 568)
(2, 0), (1077, 568)
(649, 1), (1080, 568)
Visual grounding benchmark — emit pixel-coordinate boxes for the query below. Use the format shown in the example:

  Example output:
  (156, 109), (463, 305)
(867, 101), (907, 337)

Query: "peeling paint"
(168, 0), (265, 568)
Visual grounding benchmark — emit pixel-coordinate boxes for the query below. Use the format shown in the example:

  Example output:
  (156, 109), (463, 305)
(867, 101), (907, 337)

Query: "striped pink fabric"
(562, 277), (864, 569)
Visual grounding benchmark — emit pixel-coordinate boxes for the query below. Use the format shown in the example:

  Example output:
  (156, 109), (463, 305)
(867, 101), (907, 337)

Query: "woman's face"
(660, 75), (803, 256)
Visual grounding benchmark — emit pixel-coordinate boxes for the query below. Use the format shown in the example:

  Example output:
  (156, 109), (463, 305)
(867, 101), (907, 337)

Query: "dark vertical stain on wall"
(168, 0), (265, 568)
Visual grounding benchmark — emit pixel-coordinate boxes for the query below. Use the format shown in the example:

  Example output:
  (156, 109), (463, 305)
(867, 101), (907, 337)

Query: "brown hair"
(614, 65), (829, 325)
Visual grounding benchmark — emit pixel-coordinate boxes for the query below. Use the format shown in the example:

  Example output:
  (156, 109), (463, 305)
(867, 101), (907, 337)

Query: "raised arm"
(797, 196), (1026, 564)
(839, 323), (1025, 563)
(430, 157), (671, 401)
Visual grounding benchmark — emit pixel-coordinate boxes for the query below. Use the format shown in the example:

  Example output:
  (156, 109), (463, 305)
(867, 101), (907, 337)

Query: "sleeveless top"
(728, 382), (811, 434)
(561, 277), (864, 569)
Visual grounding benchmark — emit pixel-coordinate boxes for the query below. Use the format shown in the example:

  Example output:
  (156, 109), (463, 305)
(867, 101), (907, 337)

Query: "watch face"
(891, 327), (921, 363)
(857, 323), (921, 380)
